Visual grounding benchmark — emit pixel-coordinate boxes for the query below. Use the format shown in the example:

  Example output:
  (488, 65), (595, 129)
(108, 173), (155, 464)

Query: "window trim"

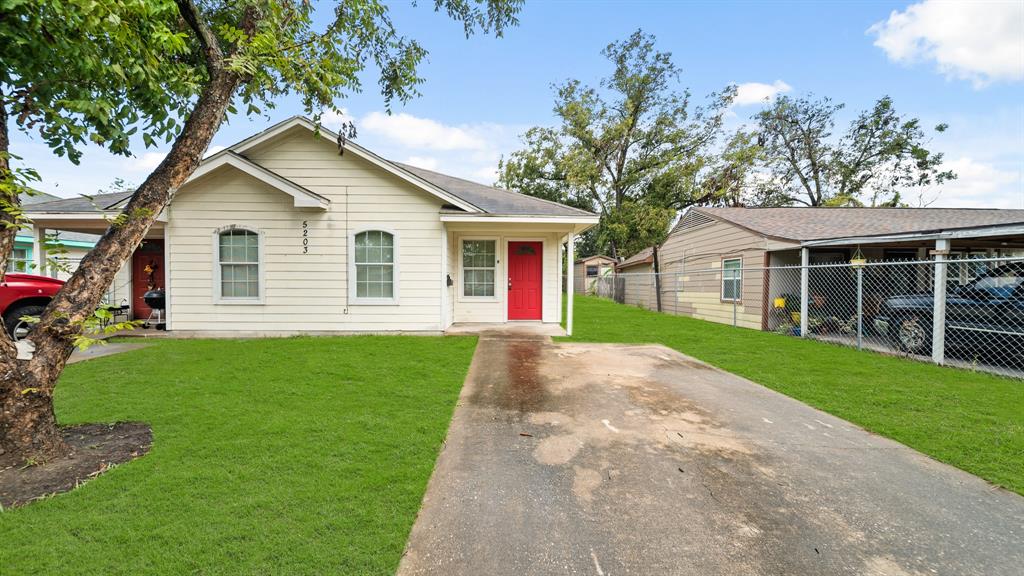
(458, 236), (500, 303)
(6, 246), (31, 273)
(212, 225), (265, 305)
(721, 257), (743, 303)
(349, 228), (400, 306)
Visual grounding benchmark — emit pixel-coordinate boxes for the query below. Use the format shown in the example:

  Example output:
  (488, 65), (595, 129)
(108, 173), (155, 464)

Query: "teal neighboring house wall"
(9, 191), (99, 273)
(8, 235), (97, 273)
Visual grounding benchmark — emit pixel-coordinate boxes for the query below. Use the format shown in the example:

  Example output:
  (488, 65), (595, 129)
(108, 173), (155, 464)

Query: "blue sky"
(12, 0), (1024, 208)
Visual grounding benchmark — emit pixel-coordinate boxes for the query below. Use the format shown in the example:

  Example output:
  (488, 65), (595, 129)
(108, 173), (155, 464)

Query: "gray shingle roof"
(19, 191), (60, 205)
(394, 162), (595, 217)
(617, 247), (654, 268)
(24, 191), (133, 213)
(692, 207), (1024, 241)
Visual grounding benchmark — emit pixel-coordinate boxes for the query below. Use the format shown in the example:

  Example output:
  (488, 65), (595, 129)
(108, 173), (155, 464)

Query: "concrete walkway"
(68, 342), (148, 364)
(398, 334), (1024, 576)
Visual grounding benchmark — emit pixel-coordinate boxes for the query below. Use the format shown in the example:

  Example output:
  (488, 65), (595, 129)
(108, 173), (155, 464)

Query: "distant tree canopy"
(498, 32), (956, 260)
(497, 30), (733, 259)
(751, 95), (955, 207)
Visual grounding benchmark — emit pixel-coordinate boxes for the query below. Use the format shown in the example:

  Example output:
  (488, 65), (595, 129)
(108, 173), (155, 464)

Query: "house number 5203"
(302, 220), (309, 254)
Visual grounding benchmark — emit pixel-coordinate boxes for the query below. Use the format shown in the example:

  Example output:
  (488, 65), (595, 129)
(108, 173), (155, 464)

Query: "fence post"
(800, 248), (809, 338)
(856, 267), (863, 351)
(733, 295), (737, 327)
(931, 238), (950, 365)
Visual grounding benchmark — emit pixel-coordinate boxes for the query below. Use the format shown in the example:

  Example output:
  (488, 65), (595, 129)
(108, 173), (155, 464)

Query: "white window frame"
(721, 257), (742, 302)
(349, 228), (400, 306)
(7, 246), (31, 273)
(212, 225), (265, 305)
(459, 236), (500, 302)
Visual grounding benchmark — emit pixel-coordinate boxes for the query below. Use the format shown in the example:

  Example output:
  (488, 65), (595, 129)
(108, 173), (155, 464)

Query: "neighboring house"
(616, 247), (656, 309)
(573, 255), (616, 294)
(659, 206), (1024, 329)
(8, 192), (101, 283)
(24, 117), (598, 334)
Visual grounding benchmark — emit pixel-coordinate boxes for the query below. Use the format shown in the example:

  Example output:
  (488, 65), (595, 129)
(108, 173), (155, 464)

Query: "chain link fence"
(584, 256), (1024, 379)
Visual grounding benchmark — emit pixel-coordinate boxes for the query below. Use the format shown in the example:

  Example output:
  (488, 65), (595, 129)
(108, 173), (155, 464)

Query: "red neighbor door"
(508, 241), (542, 320)
(131, 240), (164, 320)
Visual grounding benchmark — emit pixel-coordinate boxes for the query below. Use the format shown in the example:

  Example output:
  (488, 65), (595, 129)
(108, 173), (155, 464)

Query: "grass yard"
(563, 296), (1024, 495)
(0, 336), (477, 575)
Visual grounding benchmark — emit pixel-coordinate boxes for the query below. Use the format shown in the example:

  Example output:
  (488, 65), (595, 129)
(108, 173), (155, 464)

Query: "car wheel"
(892, 314), (930, 354)
(3, 304), (46, 341)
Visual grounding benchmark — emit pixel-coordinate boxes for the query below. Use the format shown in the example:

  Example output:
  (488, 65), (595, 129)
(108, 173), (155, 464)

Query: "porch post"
(440, 224), (448, 331)
(557, 241), (563, 324)
(33, 225), (47, 277)
(567, 232), (575, 336)
(799, 247), (809, 338)
(931, 238), (950, 365)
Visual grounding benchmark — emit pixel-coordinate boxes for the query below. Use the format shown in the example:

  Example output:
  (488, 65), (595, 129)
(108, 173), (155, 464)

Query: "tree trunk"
(0, 93), (20, 280)
(0, 69), (242, 462)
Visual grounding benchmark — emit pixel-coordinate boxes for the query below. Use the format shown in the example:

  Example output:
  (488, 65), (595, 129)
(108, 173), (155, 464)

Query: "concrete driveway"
(398, 333), (1024, 576)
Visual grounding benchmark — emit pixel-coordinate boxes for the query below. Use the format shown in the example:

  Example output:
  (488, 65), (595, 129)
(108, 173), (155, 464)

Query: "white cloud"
(732, 80), (792, 106)
(469, 165), (500, 185)
(360, 111), (487, 151)
(869, 0), (1024, 87)
(204, 145), (226, 158)
(127, 151), (166, 172)
(319, 108), (350, 129)
(404, 155), (439, 171)
(927, 157), (1023, 208)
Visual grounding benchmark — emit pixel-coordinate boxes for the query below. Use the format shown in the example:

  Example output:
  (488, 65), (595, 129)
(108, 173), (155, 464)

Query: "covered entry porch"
(23, 206), (168, 323)
(440, 216), (594, 336)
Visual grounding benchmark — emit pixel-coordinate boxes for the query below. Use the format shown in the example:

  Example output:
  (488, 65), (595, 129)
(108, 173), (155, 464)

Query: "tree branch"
(175, 0), (223, 73)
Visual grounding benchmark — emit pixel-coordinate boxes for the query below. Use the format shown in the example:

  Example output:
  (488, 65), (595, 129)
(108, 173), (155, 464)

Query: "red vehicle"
(1, 273), (64, 340)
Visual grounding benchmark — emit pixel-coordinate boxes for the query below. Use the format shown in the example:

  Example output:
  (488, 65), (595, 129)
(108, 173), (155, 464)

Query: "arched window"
(216, 227), (261, 301)
(352, 230), (397, 303)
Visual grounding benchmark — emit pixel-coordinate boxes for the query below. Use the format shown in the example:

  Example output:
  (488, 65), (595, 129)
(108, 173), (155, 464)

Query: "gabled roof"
(617, 247), (654, 269)
(19, 191), (60, 205)
(230, 116), (482, 214)
(683, 207), (1024, 242)
(25, 116), (598, 224)
(24, 191), (133, 213)
(574, 255), (617, 265)
(396, 163), (595, 218)
(230, 116), (597, 219)
(183, 150), (329, 209)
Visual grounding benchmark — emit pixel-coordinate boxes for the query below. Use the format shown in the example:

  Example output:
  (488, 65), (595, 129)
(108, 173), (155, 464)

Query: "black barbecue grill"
(143, 289), (166, 329)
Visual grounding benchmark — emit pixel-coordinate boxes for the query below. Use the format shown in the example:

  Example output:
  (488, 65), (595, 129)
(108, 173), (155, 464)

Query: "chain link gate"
(584, 256), (1024, 379)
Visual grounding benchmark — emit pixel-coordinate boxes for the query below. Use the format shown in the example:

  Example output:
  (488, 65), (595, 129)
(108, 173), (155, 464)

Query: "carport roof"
(688, 207), (1024, 242)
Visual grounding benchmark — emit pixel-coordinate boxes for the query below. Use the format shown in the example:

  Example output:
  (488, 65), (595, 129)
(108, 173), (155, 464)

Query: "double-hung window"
(462, 239), (496, 297)
(6, 247), (30, 272)
(353, 230), (396, 302)
(217, 228), (260, 301)
(721, 258), (742, 302)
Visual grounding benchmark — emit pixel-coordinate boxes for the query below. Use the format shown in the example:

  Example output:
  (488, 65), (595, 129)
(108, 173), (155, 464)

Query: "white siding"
(447, 224), (566, 324)
(166, 129), (446, 332)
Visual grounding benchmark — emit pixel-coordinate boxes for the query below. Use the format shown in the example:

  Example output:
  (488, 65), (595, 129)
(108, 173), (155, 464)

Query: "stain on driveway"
(398, 334), (1024, 576)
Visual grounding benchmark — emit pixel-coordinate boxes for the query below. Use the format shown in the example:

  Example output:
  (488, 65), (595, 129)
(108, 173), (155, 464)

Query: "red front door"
(508, 241), (542, 320)
(131, 240), (165, 319)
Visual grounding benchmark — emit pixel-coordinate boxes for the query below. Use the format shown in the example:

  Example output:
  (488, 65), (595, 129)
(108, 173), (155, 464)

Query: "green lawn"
(0, 336), (476, 575)
(563, 296), (1024, 495)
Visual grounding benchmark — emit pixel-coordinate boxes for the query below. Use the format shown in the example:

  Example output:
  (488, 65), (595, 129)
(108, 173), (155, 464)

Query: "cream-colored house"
(25, 117), (598, 334)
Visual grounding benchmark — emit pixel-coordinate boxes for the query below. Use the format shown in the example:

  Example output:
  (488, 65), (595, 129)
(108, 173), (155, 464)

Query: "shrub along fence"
(587, 256), (1024, 379)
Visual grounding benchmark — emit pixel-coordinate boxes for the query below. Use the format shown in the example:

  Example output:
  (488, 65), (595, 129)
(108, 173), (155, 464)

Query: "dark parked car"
(875, 262), (1024, 358)
(1, 273), (64, 340)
